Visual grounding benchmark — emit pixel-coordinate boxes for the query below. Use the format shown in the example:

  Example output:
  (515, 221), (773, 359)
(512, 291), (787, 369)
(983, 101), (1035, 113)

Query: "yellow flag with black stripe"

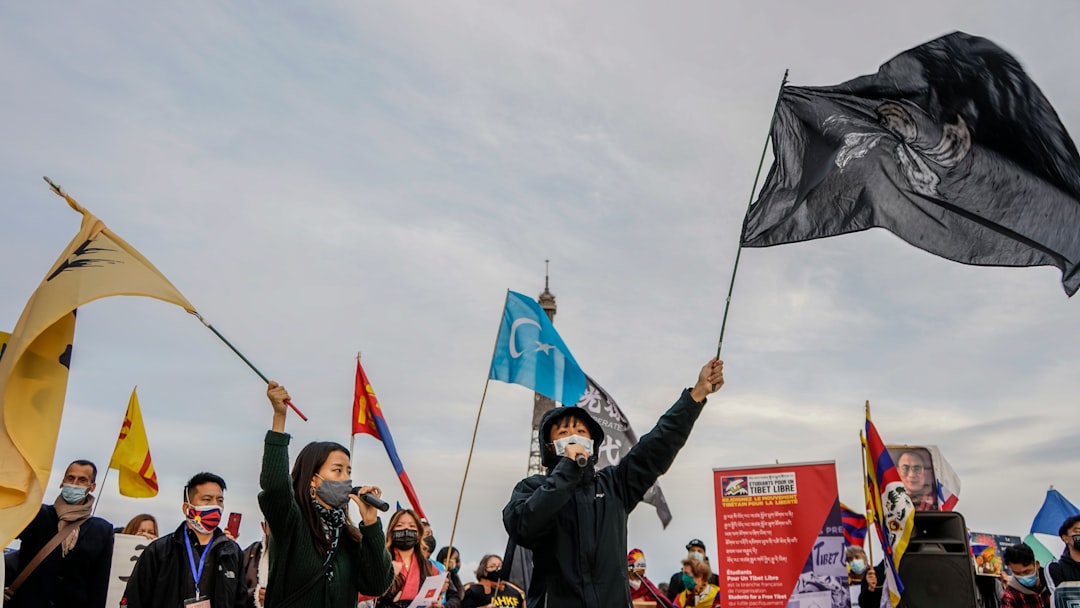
(0, 182), (195, 546)
(108, 387), (159, 498)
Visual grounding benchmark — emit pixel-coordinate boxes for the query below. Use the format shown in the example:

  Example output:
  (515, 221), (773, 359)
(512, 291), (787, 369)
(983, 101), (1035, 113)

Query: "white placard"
(105, 533), (152, 608)
(405, 572), (448, 608)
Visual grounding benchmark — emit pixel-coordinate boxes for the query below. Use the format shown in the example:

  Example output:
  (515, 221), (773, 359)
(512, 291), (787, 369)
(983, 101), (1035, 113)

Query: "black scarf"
(311, 500), (346, 581)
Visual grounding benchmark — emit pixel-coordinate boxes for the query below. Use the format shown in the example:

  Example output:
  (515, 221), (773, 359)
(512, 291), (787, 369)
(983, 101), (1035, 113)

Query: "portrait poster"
(968, 532), (1023, 577)
(714, 461), (846, 608)
(886, 445), (939, 511)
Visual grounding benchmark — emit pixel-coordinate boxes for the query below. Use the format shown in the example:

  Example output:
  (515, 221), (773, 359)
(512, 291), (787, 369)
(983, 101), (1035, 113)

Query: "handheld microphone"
(351, 487), (390, 512)
(575, 454), (588, 468)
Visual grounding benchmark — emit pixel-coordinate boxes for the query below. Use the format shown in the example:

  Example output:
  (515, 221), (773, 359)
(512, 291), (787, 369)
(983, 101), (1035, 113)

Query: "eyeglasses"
(898, 465), (924, 474)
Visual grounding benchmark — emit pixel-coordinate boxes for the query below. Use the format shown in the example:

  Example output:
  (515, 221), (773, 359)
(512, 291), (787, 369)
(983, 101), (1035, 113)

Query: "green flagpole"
(716, 69), (789, 358)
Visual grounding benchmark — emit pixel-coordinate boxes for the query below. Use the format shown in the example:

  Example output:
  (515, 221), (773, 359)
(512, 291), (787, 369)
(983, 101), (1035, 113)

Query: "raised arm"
(257, 381), (300, 534)
(612, 358), (724, 505)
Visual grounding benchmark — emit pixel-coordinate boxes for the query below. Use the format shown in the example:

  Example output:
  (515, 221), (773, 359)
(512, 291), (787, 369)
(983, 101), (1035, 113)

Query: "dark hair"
(475, 554), (502, 581)
(184, 472), (226, 501)
(291, 441), (362, 555)
(122, 514), (158, 536)
(1003, 543), (1035, 567)
(1059, 514), (1080, 538)
(436, 546), (459, 564)
(68, 459), (98, 482)
(386, 509), (432, 586)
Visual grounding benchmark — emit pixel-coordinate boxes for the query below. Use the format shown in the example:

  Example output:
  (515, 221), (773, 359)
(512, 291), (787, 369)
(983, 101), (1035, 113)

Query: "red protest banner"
(713, 461), (842, 608)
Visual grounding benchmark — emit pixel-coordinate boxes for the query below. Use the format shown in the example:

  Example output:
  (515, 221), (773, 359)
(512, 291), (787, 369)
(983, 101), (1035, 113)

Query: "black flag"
(742, 32), (1080, 296)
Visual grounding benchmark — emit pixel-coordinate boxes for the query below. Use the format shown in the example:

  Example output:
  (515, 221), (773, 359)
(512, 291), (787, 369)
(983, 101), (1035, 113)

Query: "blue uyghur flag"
(489, 291), (587, 405)
(1030, 487), (1080, 535)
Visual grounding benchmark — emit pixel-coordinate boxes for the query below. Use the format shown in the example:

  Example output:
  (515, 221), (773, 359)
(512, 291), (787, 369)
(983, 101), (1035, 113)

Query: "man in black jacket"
(6, 459), (114, 608)
(121, 472), (247, 607)
(503, 358), (724, 608)
(1049, 514), (1080, 606)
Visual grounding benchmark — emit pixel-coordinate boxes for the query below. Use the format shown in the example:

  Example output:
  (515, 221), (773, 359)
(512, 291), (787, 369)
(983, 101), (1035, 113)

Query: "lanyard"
(184, 534), (212, 597)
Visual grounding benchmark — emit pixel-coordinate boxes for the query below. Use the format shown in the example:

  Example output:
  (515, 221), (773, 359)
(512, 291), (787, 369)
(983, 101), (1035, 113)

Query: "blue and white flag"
(489, 291), (587, 406)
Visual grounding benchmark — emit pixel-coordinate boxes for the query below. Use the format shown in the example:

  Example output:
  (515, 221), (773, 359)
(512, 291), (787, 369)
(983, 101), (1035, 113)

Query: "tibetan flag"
(865, 410), (915, 607)
(840, 502), (868, 548)
(0, 183), (195, 547)
(489, 291), (587, 406)
(351, 359), (426, 521)
(108, 387), (159, 497)
(924, 445), (961, 511)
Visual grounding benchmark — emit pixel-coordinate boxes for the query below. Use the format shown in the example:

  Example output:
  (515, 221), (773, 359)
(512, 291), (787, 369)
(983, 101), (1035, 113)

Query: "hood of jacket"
(538, 405), (605, 469)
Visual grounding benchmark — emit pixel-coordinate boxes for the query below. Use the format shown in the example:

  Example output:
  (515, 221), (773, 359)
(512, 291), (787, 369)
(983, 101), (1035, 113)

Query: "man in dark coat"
(6, 459), (114, 608)
(503, 358), (724, 608)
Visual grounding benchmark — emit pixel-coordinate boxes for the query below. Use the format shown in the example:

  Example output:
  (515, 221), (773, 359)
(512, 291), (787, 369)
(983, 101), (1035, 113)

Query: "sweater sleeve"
(351, 517), (394, 596)
(257, 430), (301, 536)
(611, 389), (705, 506)
(502, 459), (586, 548)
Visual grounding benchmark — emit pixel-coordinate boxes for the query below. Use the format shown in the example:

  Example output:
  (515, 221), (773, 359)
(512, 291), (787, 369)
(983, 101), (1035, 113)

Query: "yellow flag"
(0, 185), (196, 546)
(108, 388), (158, 498)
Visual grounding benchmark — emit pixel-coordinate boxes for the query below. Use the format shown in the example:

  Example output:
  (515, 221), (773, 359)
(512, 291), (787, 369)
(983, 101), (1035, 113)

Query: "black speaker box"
(898, 511), (978, 608)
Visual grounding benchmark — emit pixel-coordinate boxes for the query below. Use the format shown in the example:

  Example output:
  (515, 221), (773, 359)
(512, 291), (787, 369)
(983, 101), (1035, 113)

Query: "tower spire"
(537, 259), (556, 322)
(528, 260), (557, 474)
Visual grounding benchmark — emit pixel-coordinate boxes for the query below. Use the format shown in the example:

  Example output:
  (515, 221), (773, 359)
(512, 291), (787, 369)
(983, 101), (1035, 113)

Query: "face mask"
(60, 484), (89, 504)
(552, 434), (593, 458)
(1015, 572), (1039, 588)
(315, 476), (353, 509)
(450, 566), (460, 575)
(423, 535), (437, 554)
(850, 559), (867, 575)
(688, 550), (704, 562)
(391, 528), (419, 550)
(681, 573), (696, 591)
(185, 504), (222, 534)
(1072, 534), (1080, 550)
(629, 577), (642, 590)
(481, 569), (502, 582)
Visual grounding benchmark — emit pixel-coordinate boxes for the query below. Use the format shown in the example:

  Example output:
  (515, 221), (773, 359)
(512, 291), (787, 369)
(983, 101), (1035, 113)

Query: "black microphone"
(351, 487), (390, 512)
(575, 454), (588, 468)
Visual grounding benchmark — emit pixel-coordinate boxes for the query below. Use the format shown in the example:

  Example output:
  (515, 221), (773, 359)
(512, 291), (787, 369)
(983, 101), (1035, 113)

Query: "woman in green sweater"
(259, 381), (395, 608)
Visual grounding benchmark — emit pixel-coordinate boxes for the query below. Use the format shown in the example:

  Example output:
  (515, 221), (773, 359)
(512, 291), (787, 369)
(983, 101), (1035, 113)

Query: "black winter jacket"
(121, 522), (247, 608)
(10, 505), (114, 608)
(503, 389), (705, 608)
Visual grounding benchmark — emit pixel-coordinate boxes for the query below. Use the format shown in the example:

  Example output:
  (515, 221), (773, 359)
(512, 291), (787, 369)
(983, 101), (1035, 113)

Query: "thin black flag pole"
(716, 69), (789, 358)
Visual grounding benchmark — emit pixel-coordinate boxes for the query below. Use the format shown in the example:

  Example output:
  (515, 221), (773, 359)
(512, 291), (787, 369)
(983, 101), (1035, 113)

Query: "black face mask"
(391, 528), (419, 550)
(481, 569), (502, 582)
(423, 535), (436, 554)
(1072, 534), (1080, 550)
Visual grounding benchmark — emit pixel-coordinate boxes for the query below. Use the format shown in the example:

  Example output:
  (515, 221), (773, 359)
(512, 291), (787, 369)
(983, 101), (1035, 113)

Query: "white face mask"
(629, 577), (642, 590)
(553, 435), (593, 458)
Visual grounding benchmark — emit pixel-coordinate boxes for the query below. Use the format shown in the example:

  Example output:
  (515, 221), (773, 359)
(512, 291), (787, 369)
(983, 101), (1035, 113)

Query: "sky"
(2, 0), (1079, 585)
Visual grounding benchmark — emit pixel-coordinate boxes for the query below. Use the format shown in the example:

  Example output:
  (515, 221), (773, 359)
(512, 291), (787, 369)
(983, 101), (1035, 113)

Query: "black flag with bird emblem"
(741, 31), (1080, 296)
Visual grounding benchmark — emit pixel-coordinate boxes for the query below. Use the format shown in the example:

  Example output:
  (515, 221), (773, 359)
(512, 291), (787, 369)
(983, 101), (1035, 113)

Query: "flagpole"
(42, 176), (308, 421)
(91, 467), (111, 517)
(860, 427), (874, 565)
(350, 353), (360, 457)
(445, 290), (510, 568)
(715, 69), (789, 358)
(189, 312), (308, 421)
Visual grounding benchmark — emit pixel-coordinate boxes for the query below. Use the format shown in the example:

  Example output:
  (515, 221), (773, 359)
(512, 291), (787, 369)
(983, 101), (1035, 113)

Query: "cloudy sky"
(3, 0), (1079, 582)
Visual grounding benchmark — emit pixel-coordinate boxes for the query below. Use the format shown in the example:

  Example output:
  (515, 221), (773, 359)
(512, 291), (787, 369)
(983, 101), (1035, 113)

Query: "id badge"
(184, 596), (211, 608)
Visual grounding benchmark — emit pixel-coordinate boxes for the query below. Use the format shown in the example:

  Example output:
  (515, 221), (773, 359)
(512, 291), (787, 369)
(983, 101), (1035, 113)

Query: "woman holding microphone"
(259, 382), (394, 607)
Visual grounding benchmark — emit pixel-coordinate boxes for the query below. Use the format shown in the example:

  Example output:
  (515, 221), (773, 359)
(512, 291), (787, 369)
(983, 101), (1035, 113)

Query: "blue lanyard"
(184, 533), (212, 597)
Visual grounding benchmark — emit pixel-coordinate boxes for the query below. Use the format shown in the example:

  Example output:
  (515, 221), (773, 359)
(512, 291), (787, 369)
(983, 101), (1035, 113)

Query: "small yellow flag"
(0, 183), (196, 546)
(108, 388), (158, 498)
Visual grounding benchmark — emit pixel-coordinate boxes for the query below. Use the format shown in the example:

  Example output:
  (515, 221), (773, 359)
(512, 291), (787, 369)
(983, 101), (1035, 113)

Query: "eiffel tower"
(526, 261), (557, 475)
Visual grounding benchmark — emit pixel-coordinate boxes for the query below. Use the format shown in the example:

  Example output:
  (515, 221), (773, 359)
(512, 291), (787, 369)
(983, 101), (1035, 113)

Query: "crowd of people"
(2, 356), (1077, 608)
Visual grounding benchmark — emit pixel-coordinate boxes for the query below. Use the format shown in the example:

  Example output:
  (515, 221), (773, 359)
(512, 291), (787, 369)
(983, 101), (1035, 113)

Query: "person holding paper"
(261, 382), (395, 608)
(376, 509), (444, 608)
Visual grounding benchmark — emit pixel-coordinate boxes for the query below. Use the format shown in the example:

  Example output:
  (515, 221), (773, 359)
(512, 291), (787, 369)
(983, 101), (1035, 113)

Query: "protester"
(1047, 515), (1080, 605)
(503, 358), (724, 608)
(461, 554), (523, 608)
(376, 508), (442, 607)
(420, 523), (460, 608)
(261, 382), (395, 608)
(896, 449), (937, 511)
(666, 539), (721, 601)
(1000, 543), (1050, 607)
(121, 472), (247, 607)
(4, 459), (114, 608)
(122, 513), (159, 540)
(242, 521), (271, 608)
(845, 546), (868, 607)
(437, 546), (465, 608)
(859, 561), (885, 608)
(627, 548), (672, 608)
(672, 558), (721, 608)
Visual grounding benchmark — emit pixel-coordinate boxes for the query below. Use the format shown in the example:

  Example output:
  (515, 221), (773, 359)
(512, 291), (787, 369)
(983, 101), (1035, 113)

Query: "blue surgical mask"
(61, 484), (89, 504)
(1016, 572), (1039, 588)
(850, 559), (867, 575)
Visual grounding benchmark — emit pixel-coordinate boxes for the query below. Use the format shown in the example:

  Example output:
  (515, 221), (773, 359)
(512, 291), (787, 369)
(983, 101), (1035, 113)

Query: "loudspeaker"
(898, 511), (978, 608)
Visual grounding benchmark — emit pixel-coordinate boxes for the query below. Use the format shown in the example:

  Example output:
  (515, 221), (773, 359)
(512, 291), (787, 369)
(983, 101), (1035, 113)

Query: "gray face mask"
(61, 484), (89, 504)
(315, 477), (353, 509)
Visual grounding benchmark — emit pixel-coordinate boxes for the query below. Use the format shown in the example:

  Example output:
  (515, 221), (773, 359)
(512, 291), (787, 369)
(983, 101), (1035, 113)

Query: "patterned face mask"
(185, 504), (222, 534)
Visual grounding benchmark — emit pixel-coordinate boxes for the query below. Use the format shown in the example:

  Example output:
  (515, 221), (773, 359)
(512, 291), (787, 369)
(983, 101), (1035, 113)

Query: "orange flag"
(108, 388), (159, 497)
(0, 182), (195, 546)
